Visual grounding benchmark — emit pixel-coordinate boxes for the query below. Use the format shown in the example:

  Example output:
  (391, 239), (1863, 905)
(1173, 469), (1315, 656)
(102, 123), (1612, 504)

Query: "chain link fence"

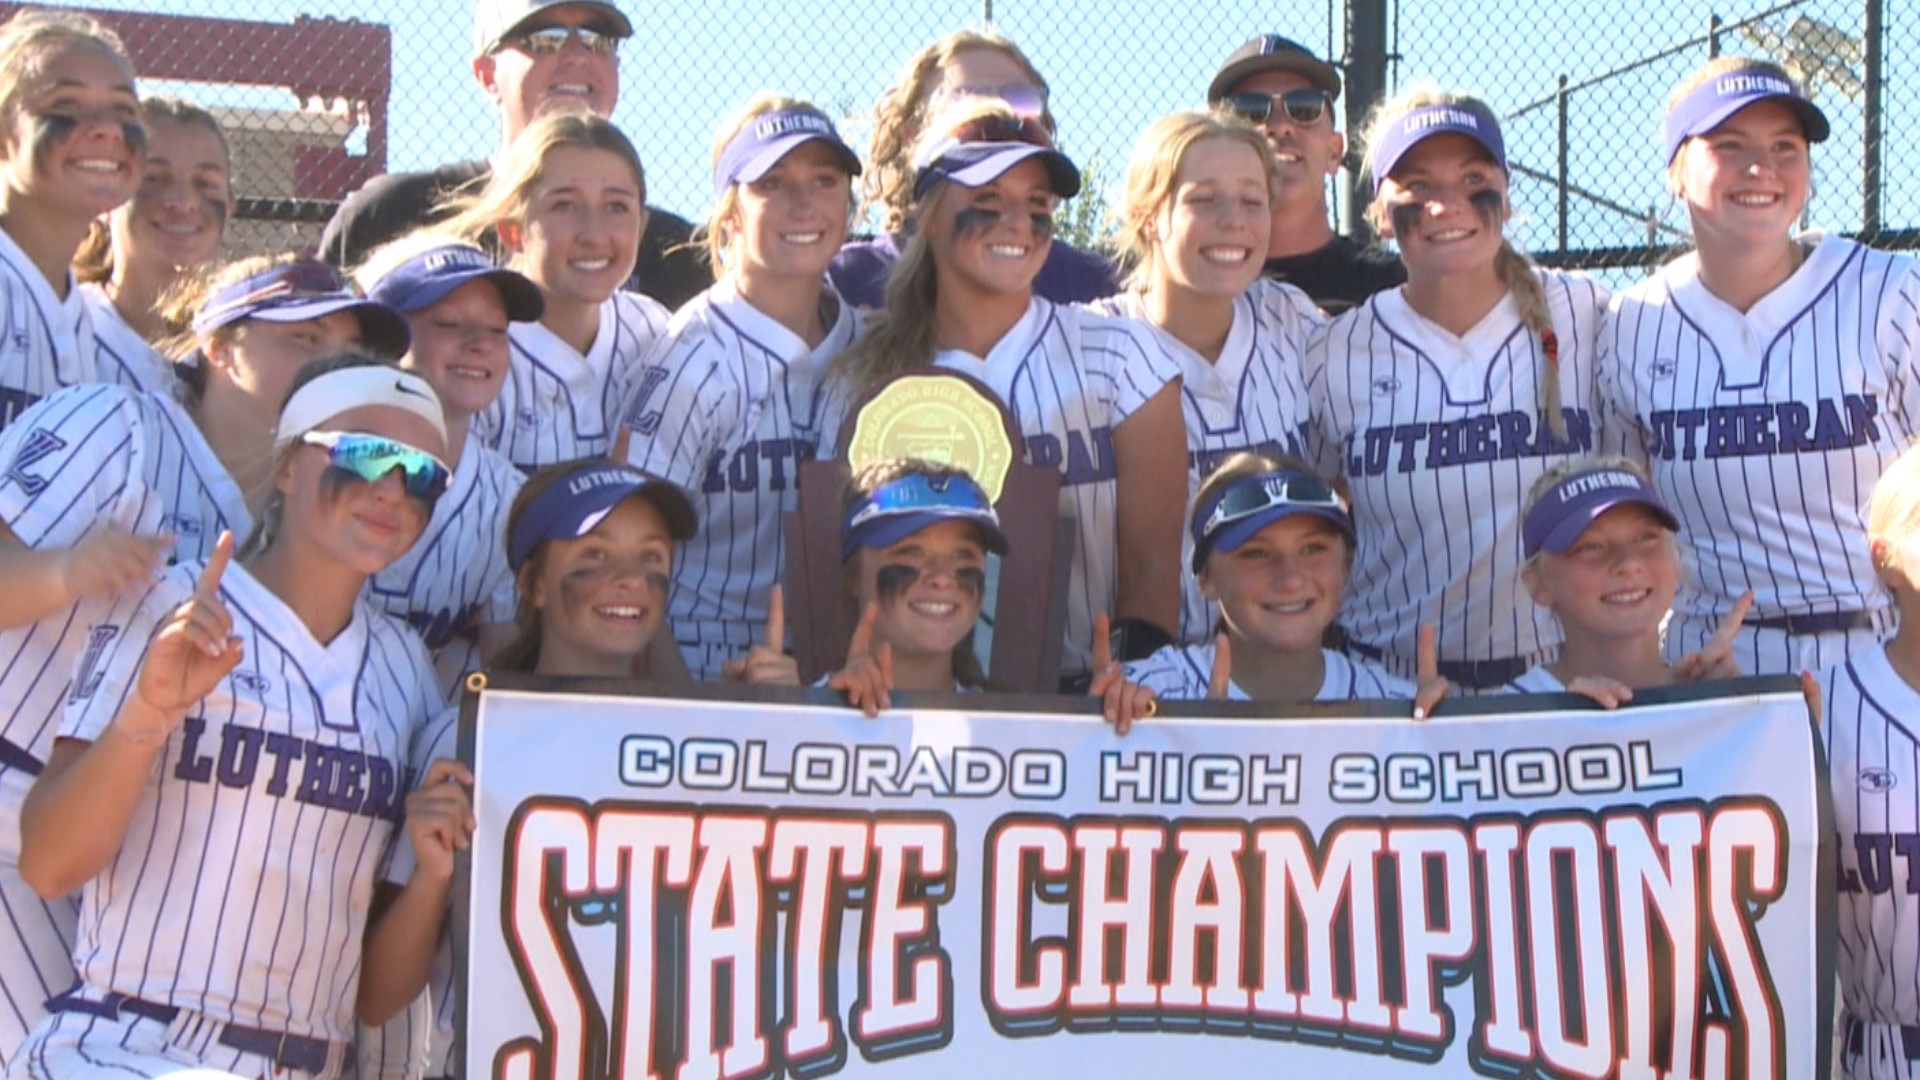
(8, 0), (1912, 278)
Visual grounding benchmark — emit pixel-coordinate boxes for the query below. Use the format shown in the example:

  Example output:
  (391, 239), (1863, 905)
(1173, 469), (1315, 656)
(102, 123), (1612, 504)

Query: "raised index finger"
(198, 531), (234, 597)
(1416, 623), (1439, 683)
(1711, 591), (1754, 650)
(1091, 612), (1113, 674)
(1208, 632), (1232, 700)
(764, 584), (786, 650)
(845, 601), (879, 661)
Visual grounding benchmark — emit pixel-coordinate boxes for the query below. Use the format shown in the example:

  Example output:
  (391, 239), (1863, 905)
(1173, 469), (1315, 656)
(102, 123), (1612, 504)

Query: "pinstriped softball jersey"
(366, 442), (522, 702)
(1122, 641), (1413, 701)
(1599, 234), (1920, 675)
(1823, 646), (1920, 1078)
(57, 559), (438, 1046)
(82, 283), (176, 397)
(1303, 269), (1608, 677)
(0, 226), (99, 432)
(471, 291), (668, 472)
(1098, 279), (1325, 644)
(621, 281), (860, 679)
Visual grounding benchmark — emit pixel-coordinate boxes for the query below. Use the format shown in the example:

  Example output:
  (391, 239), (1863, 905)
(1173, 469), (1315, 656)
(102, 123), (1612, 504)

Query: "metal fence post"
(1343, 0), (1390, 241)
(1557, 74), (1570, 257)
(1863, 0), (1884, 236)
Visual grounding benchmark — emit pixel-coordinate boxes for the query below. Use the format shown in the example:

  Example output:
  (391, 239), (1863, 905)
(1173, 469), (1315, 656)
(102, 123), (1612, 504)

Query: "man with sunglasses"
(317, 0), (710, 310)
(1207, 35), (1404, 316)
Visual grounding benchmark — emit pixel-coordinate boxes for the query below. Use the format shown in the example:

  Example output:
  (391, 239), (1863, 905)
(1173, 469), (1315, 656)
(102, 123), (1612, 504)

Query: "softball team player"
(619, 96), (863, 680)
(824, 101), (1186, 681)
(444, 110), (669, 472)
(1821, 441), (1920, 1079)
(0, 10), (145, 427)
(358, 233), (545, 698)
(75, 96), (233, 395)
(1509, 457), (1743, 700)
(1100, 108), (1324, 644)
(0, 258), (406, 1060)
(1095, 452), (1422, 729)
(825, 460), (1010, 714)
(11, 359), (461, 1079)
(1303, 88), (1608, 689)
(1599, 57), (1920, 676)
(829, 29), (1118, 308)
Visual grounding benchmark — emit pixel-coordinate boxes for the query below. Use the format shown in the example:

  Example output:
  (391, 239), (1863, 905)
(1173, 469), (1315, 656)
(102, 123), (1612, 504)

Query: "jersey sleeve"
(1080, 311), (1180, 423)
(58, 566), (195, 744)
(481, 456), (525, 625)
(620, 328), (732, 488)
(383, 706), (461, 885)
(1298, 321), (1345, 479)
(1881, 257), (1920, 437)
(606, 292), (674, 435)
(0, 384), (148, 549)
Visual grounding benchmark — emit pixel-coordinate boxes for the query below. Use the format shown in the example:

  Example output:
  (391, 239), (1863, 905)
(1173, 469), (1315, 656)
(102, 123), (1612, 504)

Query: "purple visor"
(365, 243), (544, 323)
(192, 259), (411, 359)
(912, 114), (1080, 201)
(841, 472), (1008, 562)
(713, 106), (862, 192)
(508, 463), (697, 570)
(1661, 62), (1830, 165)
(1522, 466), (1679, 558)
(1369, 101), (1507, 187)
(1190, 470), (1352, 573)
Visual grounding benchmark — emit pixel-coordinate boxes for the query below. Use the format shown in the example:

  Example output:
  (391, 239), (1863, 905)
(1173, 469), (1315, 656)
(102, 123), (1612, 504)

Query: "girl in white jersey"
(1507, 456), (1744, 701)
(824, 101), (1186, 684)
(358, 233), (545, 699)
(618, 95), (863, 681)
(1095, 452), (1430, 730)
(11, 359), (467, 1079)
(443, 110), (669, 472)
(0, 10), (143, 424)
(1303, 88), (1608, 690)
(1599, 57), (1920, 676)
(1101, 108), (1324, 644)
(825, 459), (1009, 714)
(74, 96), (232, 396)
(1818, 441), (1920, 1078)
(0, 259), (407, 1062)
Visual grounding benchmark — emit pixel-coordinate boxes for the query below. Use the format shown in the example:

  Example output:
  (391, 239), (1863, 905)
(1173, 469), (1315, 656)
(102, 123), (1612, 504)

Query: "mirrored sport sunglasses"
(1196, 471), (1345, 542)
(845, 473), (995, 533)
(941, 113), (1055, 150)
(1227, 88), (1332, 127)
(931, 82), (1049, 119)
(299, 431), (452, 506)
(505, 24), (619, 55)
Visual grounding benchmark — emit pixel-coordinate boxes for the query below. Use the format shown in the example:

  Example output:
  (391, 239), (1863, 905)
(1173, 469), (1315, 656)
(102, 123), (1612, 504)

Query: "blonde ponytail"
(1493, 239), (1566, 443)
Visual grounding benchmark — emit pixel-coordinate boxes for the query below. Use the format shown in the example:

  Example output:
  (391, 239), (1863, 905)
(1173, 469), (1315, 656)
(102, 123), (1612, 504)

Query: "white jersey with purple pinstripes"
(1303, 269), (1608, 679)
(56, 558), (439, 1046)
(621, 281), (859, 680)
(472, 290), (669, 472)
(1098, 279), (1325, 644)
(1599, 233), (1920, 676)
(0, 225), (99, 431)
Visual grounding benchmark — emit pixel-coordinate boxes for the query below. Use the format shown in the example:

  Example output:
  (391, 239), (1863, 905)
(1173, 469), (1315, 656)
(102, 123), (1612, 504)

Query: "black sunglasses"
(1228, 88), (1332, 127)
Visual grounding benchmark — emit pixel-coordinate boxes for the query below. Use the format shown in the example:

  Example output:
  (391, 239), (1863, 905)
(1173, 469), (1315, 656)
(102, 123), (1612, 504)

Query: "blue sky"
(117, 0), (1915, 263)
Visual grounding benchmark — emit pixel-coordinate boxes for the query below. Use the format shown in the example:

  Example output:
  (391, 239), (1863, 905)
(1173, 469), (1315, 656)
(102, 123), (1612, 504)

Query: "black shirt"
(1262, 234), (1406, 316)
(316, 159), (712, 311)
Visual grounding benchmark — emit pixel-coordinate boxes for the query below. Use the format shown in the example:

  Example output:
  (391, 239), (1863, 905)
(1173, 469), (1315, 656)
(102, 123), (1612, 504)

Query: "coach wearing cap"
(317, 0), (709, 309)
(1208, 34), (1404, 315)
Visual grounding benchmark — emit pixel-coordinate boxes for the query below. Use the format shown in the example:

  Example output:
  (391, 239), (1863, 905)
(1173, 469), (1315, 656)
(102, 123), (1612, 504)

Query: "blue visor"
(1190, 470), (1352, 572)
(508, 463), (697, 570)
(841, 472), (1009, 562)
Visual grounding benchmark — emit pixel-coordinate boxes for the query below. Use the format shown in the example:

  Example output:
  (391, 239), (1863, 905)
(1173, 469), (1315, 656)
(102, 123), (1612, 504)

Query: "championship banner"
(455, 677), (1833, 1080)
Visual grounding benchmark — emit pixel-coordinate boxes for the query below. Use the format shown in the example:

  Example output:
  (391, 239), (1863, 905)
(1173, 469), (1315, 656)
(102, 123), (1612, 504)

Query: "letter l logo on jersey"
(5, 428), (67, 496)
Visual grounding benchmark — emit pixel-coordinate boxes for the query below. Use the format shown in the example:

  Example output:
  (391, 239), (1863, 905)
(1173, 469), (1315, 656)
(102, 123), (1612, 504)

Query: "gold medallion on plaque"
(846, 374), (1015, 502)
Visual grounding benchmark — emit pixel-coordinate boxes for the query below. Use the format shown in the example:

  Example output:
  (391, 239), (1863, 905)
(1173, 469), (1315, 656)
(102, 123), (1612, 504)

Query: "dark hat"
(1207, 35), (1342, 105)
(473, 0), (632, 58)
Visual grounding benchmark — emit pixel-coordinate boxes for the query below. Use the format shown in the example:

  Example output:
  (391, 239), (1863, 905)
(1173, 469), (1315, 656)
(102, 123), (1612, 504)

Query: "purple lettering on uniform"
(1062, 428), (1116, 485)
(1673, 409), (1707, 460)
(335, 751), (368, 812)
(1351, 430), (1392, 477)
(1845, 393), (1881, 445)
(1812, 399), (1850, 451)
(1025, 434), (1062, 469)
(1737, 404), (1774, 454)
(1858, 833), (1895, 894)
(1392, 424), (1425, 473)
(1897, 834), (1920, 895)
(701, 449), (728, 495)
(1774, 401), (1813, 452)
(173, 717), (214, 783)
(727, 443), (761, 492)
(262, 732), (304, 796)
(365, 756), (398, 821)
(761, 438), (792, 490)
(297, 742), (335, 806)
(1496, 411), (1532, 460)
(215, 726), (263, 788)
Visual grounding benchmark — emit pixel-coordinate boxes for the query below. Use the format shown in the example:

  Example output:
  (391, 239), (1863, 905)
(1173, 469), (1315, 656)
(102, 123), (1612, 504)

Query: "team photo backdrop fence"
(460, 678), (1831, 1079)
(4, 0), (1911, 277)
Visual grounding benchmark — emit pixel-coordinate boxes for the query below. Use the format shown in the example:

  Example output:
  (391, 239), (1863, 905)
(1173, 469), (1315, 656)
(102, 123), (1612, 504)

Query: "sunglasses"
(1194, 471), (1346, 545)
(506, 24), (619, 55)
(1228, 88), (1332, 127)
(300, 431), (452, 505)
(930, 82), (1048, 119)
(941, 113), (1054, 151)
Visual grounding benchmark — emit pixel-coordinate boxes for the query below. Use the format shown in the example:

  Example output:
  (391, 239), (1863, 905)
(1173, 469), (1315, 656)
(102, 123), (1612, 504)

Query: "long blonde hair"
(700, 92), (856, 272)
(864, 30), (1054, 232)
(1868, 443), (1920, 556)
(1115, 109), (1278, 293)
(1359, 84), (1564, 439)
(1662, 56), (1806, 197)
(439, 109), (646, 257)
